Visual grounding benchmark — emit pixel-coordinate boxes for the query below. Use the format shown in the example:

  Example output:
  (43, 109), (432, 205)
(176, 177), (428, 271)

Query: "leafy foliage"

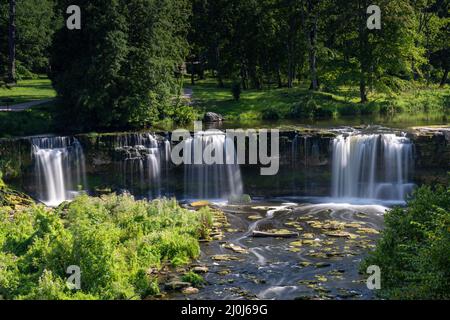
(50, 0), (190, 131)
(0, 194), (213, 299)
(363, 185), (450, 299)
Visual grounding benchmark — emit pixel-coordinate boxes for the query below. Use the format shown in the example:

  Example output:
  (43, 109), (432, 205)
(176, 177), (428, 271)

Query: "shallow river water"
(173, 198), (386, 300)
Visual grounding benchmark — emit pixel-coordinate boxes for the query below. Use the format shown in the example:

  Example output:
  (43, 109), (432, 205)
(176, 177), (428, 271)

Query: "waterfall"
(115, 133), (170, 198)
(31, 137), (87, 206)
(331, 133), (414, 201)
(184, 131), (243, 199)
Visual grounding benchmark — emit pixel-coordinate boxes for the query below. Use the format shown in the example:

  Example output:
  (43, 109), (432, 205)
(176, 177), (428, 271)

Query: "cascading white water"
(115, 133), (170, 198)
(184, 131), (243, 199)
(331, 133), (414, 201)
(32, 137), (87, 206)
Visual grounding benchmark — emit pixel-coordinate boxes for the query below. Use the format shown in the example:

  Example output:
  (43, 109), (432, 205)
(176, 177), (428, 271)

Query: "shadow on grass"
(0, 101), (60, 138)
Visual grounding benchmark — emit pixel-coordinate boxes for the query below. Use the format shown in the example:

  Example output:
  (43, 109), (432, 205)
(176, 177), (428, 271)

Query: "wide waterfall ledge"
(11, 126), (447, 207)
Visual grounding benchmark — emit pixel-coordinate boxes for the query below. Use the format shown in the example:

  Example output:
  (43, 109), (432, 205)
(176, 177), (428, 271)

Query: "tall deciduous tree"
(7, 0), (16, 83)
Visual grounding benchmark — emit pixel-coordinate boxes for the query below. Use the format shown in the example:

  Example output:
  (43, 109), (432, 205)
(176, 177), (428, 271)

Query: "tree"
(419, 0), (450, 87)
(16, 0), (57, 75)
(0, 1), (8, 82)
(301, 0), (321, 91)
(329, 0), (424, 102)
(7, 0), (16, 84)
(50, 0), (190, 131)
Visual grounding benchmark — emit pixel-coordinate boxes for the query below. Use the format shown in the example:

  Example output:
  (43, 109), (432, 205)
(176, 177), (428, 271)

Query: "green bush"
(169, 104), (197, 125)
(0, 194), (213, 300)
(261, 107), (281, 120)
(362, 185), (450, 299)
(182, 271), (205, 287)
(289, 97), (333, 119)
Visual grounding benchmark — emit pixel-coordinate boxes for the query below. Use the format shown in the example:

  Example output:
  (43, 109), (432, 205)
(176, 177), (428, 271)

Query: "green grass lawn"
(0, 78), (59, 138)
(186, 78), (450, 121)
(0, 78), (57, 105)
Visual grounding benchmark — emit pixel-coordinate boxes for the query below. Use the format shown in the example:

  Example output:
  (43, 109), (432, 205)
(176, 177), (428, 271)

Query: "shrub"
(339, 104), (360, 116)
(170, 104), (197, 125)
(0, 194), (213, 299)
(261, 107), (281, 120)
(182, 271), (205, 287)
(362, 185), (450, 299)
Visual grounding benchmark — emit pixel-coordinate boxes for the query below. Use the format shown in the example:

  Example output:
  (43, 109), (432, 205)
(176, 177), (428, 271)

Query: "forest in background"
(0, 0), (448, 130)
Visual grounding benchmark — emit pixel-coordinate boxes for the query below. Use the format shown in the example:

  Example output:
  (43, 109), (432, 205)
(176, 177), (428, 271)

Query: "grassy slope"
(0, 78), (59, 138)
(0, 78), (56, 104)
(187, 78), (450, 121)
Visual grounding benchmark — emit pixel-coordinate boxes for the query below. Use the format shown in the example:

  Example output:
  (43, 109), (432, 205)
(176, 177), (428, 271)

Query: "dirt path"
(0, 99), (53, 112)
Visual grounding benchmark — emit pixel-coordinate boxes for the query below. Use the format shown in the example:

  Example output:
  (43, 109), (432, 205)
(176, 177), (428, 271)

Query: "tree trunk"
(440, 68), (448, 88)
(303, 0), (319, 91)
(360, 77), (368, 103)
(8, 0), (16, 84)
(358, 0), (368, 103)
(287, 40), (294, 88)
(307, 16), (319, 90)
(277, 65), (283, 88)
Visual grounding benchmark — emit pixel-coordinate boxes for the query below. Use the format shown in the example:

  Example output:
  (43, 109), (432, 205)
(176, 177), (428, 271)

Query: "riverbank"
(188, 79), (449, 122)
(0, 77), (448, 138)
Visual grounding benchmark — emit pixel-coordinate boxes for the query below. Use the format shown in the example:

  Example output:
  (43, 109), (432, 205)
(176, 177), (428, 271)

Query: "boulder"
(164, 281), (192, 291)
(203, 112), (224, 122)
(182, 287), (199, 295)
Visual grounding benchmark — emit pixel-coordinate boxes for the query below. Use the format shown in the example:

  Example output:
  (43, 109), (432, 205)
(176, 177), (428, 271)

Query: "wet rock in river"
(211, 254), (241, 261)
(165, 281), (192, 291)
(190, 200), (210, 208)
(315, 262), (331, 268)
(182, 287), (199, 295)
(248, 214), (263, 220)
(252, 229), (299, 238)
(299, 261), (312, 267)
(356, 227), (379, 234)
(191, 266), (209, 274)
(223, 243), (248, 254)
(217, 269), (231, 276)
(325, 231), (358, 239)
(315, 275), (328, 282)
(290, 240), (303, 247)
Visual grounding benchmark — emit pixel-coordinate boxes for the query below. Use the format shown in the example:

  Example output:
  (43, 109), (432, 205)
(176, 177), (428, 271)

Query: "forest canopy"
(0, 0), (448, 129)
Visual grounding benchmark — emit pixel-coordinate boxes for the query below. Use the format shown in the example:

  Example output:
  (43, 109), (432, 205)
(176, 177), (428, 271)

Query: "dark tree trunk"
(8, 0), (16, 84)
(359, 77), (368, 103)
(303, 0), (319, 91)
(287, 55), (296, 88)
(358, 0), (368, 103)
(440, 68), (448, 88)
(307, 16), (319, 90)
(277, 65), (283, 88)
